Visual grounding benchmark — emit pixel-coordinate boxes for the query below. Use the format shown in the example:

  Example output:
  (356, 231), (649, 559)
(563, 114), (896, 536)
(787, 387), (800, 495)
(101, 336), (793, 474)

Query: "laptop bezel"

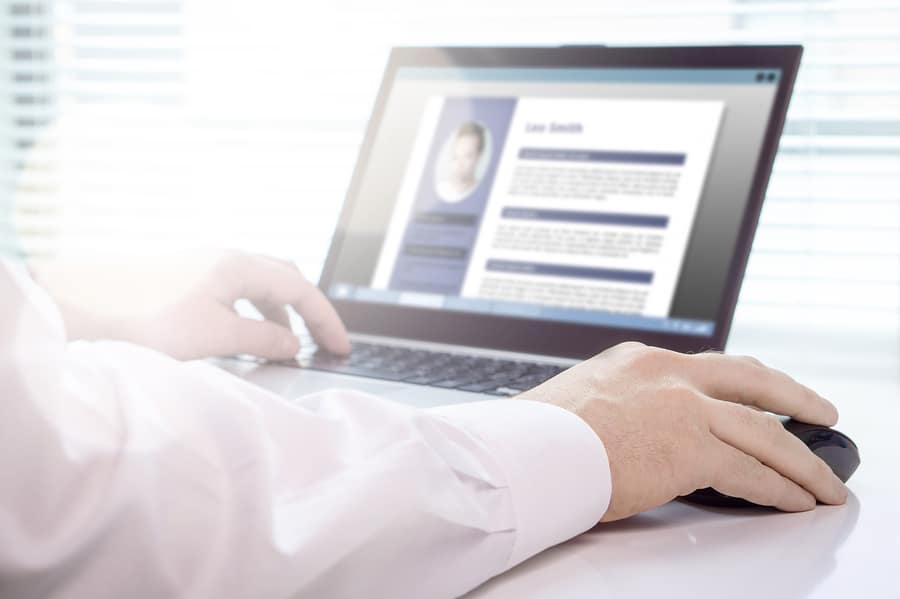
(317, 45), (802, 360)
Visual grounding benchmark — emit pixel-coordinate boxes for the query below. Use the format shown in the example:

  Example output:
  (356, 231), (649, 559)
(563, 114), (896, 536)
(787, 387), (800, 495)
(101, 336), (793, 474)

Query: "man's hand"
(518, 342), (848, 521)
(32, 251), (350, 361)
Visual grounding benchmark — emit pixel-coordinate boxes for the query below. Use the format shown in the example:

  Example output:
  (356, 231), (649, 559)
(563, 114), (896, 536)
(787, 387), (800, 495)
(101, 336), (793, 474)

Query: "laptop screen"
(325, 64), (782, 340)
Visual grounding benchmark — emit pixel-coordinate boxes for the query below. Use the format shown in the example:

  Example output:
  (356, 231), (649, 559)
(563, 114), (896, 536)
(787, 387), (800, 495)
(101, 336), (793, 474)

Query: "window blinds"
(4, 0), (899, 370)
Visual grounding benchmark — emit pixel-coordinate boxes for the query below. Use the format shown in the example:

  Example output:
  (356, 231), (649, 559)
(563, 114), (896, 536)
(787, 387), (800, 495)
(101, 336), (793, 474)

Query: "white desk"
(469, 371), (900, 599)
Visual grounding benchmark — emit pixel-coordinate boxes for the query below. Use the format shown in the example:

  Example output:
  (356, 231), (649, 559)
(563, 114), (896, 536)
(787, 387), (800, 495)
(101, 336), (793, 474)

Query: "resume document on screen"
(372, 95), (724, 318)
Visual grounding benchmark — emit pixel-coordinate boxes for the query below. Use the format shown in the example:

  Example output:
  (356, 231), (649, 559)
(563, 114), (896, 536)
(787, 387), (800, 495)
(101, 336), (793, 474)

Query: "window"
(4, 0), (899, 373)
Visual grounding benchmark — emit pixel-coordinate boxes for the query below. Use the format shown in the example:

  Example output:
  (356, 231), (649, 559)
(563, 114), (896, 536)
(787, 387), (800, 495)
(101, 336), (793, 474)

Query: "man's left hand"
(32, 251), (351, 361)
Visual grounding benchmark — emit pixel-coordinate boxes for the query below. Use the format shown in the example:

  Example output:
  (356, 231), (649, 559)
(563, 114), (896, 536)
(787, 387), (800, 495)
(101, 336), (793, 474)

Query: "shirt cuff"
(430, 398), (611, 568)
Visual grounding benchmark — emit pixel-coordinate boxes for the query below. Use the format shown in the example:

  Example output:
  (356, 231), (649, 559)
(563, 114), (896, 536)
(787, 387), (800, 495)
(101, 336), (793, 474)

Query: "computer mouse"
(681, 417), (860, 508)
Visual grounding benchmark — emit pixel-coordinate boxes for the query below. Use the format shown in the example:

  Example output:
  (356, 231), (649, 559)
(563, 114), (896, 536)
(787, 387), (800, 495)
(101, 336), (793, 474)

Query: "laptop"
(222, 45), (801, 408)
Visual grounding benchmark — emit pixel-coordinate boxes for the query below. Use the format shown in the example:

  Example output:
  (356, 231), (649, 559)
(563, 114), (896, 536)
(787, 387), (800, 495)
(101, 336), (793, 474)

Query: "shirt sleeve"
(0, 260), (611, 599)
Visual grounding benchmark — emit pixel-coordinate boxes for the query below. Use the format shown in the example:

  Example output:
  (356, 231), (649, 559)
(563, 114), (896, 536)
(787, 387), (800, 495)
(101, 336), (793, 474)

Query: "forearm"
(2, 260), (612, 598)
(4, 350), (609, 598)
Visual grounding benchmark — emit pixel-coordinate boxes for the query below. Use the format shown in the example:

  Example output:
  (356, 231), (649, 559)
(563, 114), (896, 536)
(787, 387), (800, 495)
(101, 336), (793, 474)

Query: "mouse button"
(812, 446), (860, 483)
(834, 430), (859, 451)
(808, 430), (859, 455)
(807, 430), (837, 446)
(782, 419), (819, 436)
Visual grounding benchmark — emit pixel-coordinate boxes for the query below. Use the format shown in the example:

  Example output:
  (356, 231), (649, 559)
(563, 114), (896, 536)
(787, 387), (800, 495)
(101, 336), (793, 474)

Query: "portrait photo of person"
(434, 120), (492, 203)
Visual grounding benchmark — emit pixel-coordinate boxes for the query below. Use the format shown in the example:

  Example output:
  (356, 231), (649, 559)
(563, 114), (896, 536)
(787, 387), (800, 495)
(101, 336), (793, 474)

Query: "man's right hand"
(517, 342), (848, 522)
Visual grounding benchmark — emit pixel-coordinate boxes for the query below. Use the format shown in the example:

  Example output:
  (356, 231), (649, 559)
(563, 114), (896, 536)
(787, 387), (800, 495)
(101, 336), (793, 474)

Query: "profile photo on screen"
(434, 120), (493, 203)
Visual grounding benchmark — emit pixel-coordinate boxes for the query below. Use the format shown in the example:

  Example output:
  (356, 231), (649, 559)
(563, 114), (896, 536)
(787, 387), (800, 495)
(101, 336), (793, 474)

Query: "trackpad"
(216, 359), (489, 408)
(216, 359), (407, 398)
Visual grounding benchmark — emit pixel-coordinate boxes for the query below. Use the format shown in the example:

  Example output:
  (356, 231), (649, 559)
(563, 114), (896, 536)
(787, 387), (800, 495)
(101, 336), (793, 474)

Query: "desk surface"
(469, 374), (900, 599)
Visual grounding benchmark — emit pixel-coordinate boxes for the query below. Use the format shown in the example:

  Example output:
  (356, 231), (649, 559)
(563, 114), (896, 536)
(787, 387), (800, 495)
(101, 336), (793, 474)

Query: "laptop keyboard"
(291, 340), (567, 396)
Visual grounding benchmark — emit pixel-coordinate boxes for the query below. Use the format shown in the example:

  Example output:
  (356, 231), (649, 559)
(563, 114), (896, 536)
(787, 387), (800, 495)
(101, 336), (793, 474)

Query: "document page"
(372, 95), (724, 318)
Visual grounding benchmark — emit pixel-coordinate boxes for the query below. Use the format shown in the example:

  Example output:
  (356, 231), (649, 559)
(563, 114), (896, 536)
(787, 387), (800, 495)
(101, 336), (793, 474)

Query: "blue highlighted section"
(486, 259), (654, 284)
(519, 147), (685, 166)
(328, 283), (716, 337)
(502, 207), (669, 228)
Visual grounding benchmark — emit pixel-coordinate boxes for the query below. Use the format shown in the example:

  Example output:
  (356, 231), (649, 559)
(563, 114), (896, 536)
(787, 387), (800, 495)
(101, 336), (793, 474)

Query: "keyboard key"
(331, 365), (406, 381)
(434, 377), (481, 388)
(301, 342), (565, 393)
(403, 374), (449, 385)
(458, 382), (505, 393)
(485, 387), (524, 397)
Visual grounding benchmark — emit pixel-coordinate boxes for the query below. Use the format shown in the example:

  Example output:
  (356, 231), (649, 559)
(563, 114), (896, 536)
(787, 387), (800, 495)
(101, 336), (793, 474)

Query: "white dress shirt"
(0, 259), (611, 598)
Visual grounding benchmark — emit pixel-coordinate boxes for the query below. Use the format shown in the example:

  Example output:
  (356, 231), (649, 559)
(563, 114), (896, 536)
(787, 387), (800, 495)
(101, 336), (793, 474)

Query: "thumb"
(229, 317), (300, 361)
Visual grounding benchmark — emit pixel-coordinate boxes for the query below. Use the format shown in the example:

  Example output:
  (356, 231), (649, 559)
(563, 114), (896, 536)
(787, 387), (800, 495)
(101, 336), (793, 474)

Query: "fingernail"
(803, 493), (817, 511)
(834, 479), (849, 504)
(814, 396), (839, 425)
(794, 489), (816, 512)
(331, 336), (352, 355)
